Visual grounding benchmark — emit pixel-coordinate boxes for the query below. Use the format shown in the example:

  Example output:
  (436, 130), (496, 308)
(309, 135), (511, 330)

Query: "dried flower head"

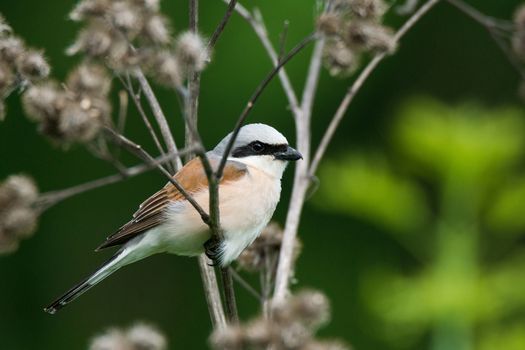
(142, 15), (171, 44)
(302, 340), (351, 350)
(66, 62), (112, 96)
(175, 31), (207, 72)
(513, 5), (525, 60)
(211, 289), (343, 350)
(273, 290), (331, 331)
(0, 174), (38, 210)
(146, 50), (182, 88)
(58, 99), (104, 142)
(16, 50), (50, 81)
(132, 0), (160, 12)
(348, 0), (387, 19)
(323, 39), (358, 76)
(0, 14), (12, 37)
(90, 323), (167, 350)
(0, 174), (39, 254)
(22, 82), (63, 122)
(70, 0), (111, 22)
(237, 222), (302, 273)
(67, 21), (114, 57)
(126, 323), (167, 350)
(0, 36), (24, 64)
(89, 329), (129, 350)
(209, 325), (244, 350)
(345, 21), (397, 53)
(0, 60), (15, 94)
(317, 13), (343, 36)
(109, 1), (143, 39)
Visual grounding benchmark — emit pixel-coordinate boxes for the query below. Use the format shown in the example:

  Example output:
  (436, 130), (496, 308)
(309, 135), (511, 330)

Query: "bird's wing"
(96, 157), (248, 250)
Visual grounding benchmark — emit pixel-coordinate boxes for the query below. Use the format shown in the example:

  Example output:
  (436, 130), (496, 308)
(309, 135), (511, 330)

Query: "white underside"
(122, 156), (285, 266)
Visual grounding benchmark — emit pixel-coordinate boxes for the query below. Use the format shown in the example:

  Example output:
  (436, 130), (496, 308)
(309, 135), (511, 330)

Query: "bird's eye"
(251, 142), (265, 153)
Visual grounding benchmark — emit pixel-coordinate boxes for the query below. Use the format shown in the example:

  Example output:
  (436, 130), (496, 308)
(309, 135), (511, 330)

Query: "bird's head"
(213, 123), (302, 178)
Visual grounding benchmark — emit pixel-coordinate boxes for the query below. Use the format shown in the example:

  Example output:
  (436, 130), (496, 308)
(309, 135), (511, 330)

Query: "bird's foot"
(204, 237), (222, 266)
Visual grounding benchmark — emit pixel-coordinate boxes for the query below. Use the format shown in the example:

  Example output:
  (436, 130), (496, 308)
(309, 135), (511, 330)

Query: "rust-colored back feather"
(96, 157), (247, 250)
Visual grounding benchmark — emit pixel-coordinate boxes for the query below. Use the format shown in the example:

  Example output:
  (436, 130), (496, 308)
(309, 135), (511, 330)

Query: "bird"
(44, 123), (302, 314)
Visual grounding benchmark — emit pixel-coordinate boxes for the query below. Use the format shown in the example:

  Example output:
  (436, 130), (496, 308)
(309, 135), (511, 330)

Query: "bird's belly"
(160, 169), (281, 262)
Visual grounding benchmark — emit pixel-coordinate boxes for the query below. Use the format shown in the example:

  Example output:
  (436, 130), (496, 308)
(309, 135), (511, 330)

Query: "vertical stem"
(187, 0), (237, 326)
(135, 70), (183, 172)
(273, 38), (325, 303)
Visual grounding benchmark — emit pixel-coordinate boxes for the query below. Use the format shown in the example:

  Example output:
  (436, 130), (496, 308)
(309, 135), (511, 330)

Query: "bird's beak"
(274, 146), (303, 161)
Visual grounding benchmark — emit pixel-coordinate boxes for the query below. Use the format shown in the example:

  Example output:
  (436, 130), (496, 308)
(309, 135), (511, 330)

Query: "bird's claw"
(204, 237), (222, 266)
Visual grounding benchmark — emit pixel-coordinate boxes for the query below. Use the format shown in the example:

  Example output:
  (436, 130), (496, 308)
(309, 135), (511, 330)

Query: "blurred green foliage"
(318, 98), (525, 350)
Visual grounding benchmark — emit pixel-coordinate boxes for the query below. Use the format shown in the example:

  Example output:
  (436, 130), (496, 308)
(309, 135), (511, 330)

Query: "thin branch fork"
(207, 0), (238, 52)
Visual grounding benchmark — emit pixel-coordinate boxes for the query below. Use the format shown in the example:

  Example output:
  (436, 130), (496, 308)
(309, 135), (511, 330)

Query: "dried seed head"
(67, 22), (113, 57)
(302, 340), (351, 350)
(67, 63), (112, 96)
(2, 207), (38, 238)
(348, 0), (387, 19)
(70, 0), (111, 21)
(279, 321), (312, 348)
(143, 15), (171, 44)
(323, 39), (358, 76)
(147, 50), (182, 88)
(0, 14), (12, 37)
(244, 319), (277, 348)
(210, 325), (244, 350)
(22, 82), (62, 122)
(273, 289), (331, 332)
(317, 13), (342, 36)
(0, 174), (38, 210)
(132, 0), (161, 12)
(58, 98), (105, 142)
(513, 5), (525, 60)
(237, 222), (286, 272)
(89, 329), (130, 350)
(175, 31), (207, 72)
(110, 1), (143, 39)
(0, 36), (25, 64)
(0, 60), (15, 94)
(292, 290), (331, 329)
(345, 21), (397, 53)
(126, 323), (167, 350)
(16, 50), (50, 81)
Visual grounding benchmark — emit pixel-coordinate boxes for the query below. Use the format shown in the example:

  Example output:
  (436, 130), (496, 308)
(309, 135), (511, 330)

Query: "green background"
(0, 0), (522, 349)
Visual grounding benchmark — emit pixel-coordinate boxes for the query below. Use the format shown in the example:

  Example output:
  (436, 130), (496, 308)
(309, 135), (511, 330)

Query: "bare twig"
(36, 150), (196, 212)
(309, 0), (440, 178)
(198, 256), (227, 329)
(230, 268), (263, 302)
(118, 74), (168, 157)
(273, 38), (325, 303)
(227, 2), (301, 117)
(207, 0), (238, 51)
(104, 128), (211, 224)
(135, 70), (183, 172)
(216, 33), (317, 177)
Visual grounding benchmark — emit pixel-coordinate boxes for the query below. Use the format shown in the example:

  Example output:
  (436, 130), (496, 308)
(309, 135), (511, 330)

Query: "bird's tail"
(44, 249), (130, 315)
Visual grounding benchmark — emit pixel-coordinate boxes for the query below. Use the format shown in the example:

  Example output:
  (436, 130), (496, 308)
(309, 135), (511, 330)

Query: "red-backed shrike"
(45, 123), (302, 314)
